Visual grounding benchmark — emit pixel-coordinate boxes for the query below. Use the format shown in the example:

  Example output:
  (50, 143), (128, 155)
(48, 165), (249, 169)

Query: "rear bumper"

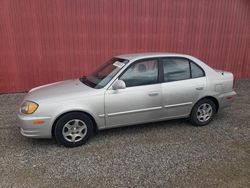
(17, 113), (53, 138)
(218, 91), (237, 109)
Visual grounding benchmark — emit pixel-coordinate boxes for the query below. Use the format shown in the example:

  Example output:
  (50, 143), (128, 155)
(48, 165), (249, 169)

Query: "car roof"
(115, 52), (190, 61)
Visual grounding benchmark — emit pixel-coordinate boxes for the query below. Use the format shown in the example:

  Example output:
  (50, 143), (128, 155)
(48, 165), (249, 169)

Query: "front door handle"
(148, 92), (159, 96)
(196, 87), (204, 90)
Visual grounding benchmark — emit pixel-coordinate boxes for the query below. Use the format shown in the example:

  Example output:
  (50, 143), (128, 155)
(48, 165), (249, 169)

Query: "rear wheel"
(54, 112), (93, 147)
(190, 99), (216, 126)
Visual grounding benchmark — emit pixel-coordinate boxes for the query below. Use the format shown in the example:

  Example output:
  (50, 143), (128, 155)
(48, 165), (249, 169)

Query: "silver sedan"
(18, 53), (236, 147)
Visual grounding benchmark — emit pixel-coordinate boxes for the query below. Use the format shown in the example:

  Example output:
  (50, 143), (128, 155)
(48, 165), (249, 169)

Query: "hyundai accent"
(18, 53), (236, 147)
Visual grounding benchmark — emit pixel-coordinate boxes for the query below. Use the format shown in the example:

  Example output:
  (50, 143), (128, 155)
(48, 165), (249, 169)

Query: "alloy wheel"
(196, 103), (213, 122)
(62, 119), (87, 142)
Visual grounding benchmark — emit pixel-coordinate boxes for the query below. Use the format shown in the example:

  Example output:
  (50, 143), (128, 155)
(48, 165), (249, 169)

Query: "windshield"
(80, 58), (129, 89)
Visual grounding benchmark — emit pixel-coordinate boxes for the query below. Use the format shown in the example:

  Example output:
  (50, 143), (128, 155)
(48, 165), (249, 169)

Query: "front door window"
(120, 59), (158, 87)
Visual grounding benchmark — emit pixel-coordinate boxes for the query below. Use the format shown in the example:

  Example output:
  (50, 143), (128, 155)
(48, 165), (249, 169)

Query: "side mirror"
(112, 80), (126, 90)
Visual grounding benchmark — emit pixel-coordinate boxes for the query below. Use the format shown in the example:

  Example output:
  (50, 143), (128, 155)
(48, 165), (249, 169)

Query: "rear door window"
(162, 58), (191, 82)
(190, 62), (205, 78)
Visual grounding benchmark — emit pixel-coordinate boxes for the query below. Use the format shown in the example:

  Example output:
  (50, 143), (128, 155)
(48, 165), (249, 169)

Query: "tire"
(190, 99), (216, 126)
(54, 112), (94, 147)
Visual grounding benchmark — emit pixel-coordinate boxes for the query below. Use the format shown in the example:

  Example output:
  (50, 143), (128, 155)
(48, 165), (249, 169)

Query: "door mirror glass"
(112, 80), (126, 90)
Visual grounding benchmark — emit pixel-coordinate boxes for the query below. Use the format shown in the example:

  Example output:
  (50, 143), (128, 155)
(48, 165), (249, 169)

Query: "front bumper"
(17, 113), (53, 138)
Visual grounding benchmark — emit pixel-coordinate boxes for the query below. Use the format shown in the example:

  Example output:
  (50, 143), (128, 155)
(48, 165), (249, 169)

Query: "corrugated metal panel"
(0, 0), (249, 93)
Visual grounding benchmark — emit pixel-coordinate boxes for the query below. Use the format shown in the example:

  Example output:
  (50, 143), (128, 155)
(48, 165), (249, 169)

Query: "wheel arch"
(51, 110), (98, 138)
(195, 96), (219, 113)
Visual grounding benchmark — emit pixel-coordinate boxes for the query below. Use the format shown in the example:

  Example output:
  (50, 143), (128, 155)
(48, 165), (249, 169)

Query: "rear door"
(160, 57), (206, 119)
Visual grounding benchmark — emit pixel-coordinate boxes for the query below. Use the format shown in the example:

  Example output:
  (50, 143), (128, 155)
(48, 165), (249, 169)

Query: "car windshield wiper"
(79, 76), (86, 83)
(79, 76), (97, 88)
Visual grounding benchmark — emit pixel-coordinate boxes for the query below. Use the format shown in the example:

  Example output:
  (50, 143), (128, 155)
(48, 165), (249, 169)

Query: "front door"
(105, 58), (162, 128)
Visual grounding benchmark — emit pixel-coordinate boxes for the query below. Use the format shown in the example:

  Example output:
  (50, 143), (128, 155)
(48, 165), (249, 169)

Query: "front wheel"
(54, 112), (94, 147)
(190, 99), (216, 126)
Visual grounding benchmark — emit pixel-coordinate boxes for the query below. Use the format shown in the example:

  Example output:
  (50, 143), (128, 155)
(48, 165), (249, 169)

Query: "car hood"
(24, 79), (95, 103)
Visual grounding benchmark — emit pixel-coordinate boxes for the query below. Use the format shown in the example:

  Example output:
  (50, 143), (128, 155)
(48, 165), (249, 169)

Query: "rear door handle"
(148, 92), (159, 96)
(196, 87), (204, 90)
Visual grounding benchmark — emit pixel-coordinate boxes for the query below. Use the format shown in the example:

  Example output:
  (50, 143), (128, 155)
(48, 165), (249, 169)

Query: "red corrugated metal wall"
(0, 0), (249, 93)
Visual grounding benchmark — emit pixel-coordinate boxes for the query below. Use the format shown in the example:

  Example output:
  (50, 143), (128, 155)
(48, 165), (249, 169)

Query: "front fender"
(50, 103), (105, 130)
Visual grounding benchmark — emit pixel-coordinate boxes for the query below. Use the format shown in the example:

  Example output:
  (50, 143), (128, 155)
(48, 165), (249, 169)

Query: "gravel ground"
(0, 80), (249, 188)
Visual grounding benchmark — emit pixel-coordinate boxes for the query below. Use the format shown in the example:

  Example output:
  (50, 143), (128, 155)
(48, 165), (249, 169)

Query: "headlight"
(20, 101), (39, 114)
